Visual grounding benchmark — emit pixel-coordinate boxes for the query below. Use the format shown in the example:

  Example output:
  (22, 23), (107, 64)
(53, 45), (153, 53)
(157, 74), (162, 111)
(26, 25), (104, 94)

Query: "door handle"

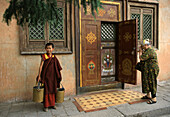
(131, 50), (134, 55)
(131, 47), (136, 55)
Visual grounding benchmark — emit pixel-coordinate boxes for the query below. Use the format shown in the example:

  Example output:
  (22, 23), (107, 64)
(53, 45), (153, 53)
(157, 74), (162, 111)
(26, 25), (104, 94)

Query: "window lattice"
(131, 14), (140, 40)
(143, 14), (152, 40)
(29, 22), (44, 40)
(101, 23), (116, 41)
(49, 8), (64, 40)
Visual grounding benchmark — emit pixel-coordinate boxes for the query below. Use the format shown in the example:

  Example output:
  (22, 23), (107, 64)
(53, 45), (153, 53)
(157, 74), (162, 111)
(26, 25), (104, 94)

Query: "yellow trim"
(79, 1), (121, 87)
(79, 0), (82, 87)
(45, 54), (49, 59)
(44, 53), (54, 60)
(101, 1), (120, 4)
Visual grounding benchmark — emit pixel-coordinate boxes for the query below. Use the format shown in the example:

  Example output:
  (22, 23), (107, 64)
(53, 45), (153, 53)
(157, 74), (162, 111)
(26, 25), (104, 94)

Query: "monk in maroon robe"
(37, 43), (62, 112)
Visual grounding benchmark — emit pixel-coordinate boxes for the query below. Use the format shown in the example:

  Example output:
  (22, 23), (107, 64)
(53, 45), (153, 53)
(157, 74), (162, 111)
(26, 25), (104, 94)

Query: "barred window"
(49, 8), (64, 40)
(129, 2), (158, 48)
(101, 22), (117, 41)
(131, 13), (140, 40)
(20, 1), (72, 54)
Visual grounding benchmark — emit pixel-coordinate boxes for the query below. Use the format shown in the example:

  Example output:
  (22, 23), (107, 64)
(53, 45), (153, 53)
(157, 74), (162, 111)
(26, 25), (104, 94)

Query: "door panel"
(85, 24), (98, 50)
(81, 21), (101, 86)
(81, 2), (120, 22)
(117, 19), (138, 85)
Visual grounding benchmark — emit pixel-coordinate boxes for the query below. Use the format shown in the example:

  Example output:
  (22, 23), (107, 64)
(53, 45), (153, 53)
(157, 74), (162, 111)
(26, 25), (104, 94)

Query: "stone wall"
(157, 0), (170, 81)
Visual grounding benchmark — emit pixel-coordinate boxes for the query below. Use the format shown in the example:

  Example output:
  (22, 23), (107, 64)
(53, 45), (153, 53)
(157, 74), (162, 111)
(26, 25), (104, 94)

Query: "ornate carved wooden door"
(117, 19), (138, 85)
(81, 21), (101, 86)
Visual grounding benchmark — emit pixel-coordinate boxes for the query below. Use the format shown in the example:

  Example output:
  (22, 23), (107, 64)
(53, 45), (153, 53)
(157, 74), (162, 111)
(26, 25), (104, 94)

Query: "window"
(128, 2), (158, 48)
(101, 22), (117, 41)
(20, 1), (72, 54)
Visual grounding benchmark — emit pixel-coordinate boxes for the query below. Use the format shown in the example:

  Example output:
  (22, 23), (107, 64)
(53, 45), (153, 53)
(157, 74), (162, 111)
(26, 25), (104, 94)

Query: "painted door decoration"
(101, 49), (115, 76)
(117, 19), (138, 85)
(101, 48), (116, 84)
(81, 21), (101, 87)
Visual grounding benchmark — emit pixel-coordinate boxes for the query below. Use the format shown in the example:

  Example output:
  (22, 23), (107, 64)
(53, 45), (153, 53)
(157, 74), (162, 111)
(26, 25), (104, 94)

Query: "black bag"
(135, 62), (143, 71)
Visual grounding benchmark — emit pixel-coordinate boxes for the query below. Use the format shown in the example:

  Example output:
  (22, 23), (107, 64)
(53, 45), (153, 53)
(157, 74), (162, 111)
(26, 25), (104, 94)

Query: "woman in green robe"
(139, 39), (159, 104)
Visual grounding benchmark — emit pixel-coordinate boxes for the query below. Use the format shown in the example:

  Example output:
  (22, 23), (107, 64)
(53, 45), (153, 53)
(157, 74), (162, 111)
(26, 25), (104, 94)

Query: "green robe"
(140, 47), (159, 97)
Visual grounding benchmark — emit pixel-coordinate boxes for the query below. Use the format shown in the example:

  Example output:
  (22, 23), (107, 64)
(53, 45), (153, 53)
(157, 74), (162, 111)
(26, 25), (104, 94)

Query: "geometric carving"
(123, 32), (132, 42)
(85, 7), (106, 16)
(108, 8), (116, 17)
(97, 8), (106, 16)
(122, 58), (132, 76)
(133, 34), (136, 40)
(124, 51), (129, 54)
(119, 50), (122, 55)
(84, 6), (91, 15)
(86, 32), (97, 44)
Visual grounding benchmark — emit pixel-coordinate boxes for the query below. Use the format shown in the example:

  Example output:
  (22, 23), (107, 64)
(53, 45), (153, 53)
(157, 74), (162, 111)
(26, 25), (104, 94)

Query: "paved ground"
(0, 79), (170, 117)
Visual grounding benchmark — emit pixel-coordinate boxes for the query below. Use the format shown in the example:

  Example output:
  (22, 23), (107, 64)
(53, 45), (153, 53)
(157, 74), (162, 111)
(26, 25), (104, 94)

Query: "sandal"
(52, 106), (57, 110)
(147, 100), (157, 104)
(141, 95), (151, 99)
(43, 108), (48, 112)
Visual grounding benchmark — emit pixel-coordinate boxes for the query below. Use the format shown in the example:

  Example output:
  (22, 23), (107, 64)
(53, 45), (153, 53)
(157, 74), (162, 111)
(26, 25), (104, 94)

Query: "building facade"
(0, 0), (170, 103)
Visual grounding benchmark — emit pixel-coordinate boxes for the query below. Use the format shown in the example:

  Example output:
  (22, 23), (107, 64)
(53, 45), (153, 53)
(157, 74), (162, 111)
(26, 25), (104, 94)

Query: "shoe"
(141, 95), (151, 99)
(52, 106), (57, 110)
(43, 108), (48, 112)
(147, 100), (157, 104)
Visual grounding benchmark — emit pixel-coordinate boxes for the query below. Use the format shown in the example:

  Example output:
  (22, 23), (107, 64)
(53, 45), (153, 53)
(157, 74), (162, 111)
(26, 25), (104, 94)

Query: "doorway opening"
(101, 22), (117, 85)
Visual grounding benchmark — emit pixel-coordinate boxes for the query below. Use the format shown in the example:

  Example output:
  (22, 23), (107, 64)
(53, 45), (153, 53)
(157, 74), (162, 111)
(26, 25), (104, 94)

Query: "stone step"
(115, 97), (170, 117)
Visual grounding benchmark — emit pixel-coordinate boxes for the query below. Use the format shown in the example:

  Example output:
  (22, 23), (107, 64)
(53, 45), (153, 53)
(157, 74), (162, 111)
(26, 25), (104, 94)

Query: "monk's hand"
(37, 76), (41, 83)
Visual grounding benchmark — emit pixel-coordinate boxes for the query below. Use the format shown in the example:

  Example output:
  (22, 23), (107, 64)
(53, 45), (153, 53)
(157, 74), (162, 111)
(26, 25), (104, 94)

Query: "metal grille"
(131, 14), (140, 40)
(143, 14), (152, 40)
(29, 22), (44, 40)
(101, 23), (116, 41)
(49, 8), (64, 40)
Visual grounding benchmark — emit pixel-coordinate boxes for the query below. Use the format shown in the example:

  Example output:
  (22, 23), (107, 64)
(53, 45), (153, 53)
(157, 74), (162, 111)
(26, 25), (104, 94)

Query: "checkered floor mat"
(73, 90), (147, 112)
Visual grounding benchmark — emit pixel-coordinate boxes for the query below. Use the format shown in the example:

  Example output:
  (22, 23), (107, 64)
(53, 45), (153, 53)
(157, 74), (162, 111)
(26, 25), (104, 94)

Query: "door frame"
(75, 1), (124, 94)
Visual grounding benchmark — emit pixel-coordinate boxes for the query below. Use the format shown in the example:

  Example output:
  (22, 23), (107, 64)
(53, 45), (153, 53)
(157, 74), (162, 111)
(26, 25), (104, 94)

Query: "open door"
(117, 19), (138, 85)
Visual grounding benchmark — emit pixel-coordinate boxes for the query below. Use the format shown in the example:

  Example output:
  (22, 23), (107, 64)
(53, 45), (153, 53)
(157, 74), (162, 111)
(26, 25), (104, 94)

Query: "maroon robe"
(41, 54), (62, 107)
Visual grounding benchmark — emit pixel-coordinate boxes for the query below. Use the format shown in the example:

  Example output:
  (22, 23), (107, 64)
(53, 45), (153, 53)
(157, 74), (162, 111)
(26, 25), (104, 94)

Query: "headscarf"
(142, 39), (150, 45)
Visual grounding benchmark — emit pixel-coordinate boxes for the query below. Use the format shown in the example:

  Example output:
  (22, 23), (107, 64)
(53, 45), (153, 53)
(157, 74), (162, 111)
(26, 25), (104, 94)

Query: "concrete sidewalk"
(0, 80), (170, 117)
